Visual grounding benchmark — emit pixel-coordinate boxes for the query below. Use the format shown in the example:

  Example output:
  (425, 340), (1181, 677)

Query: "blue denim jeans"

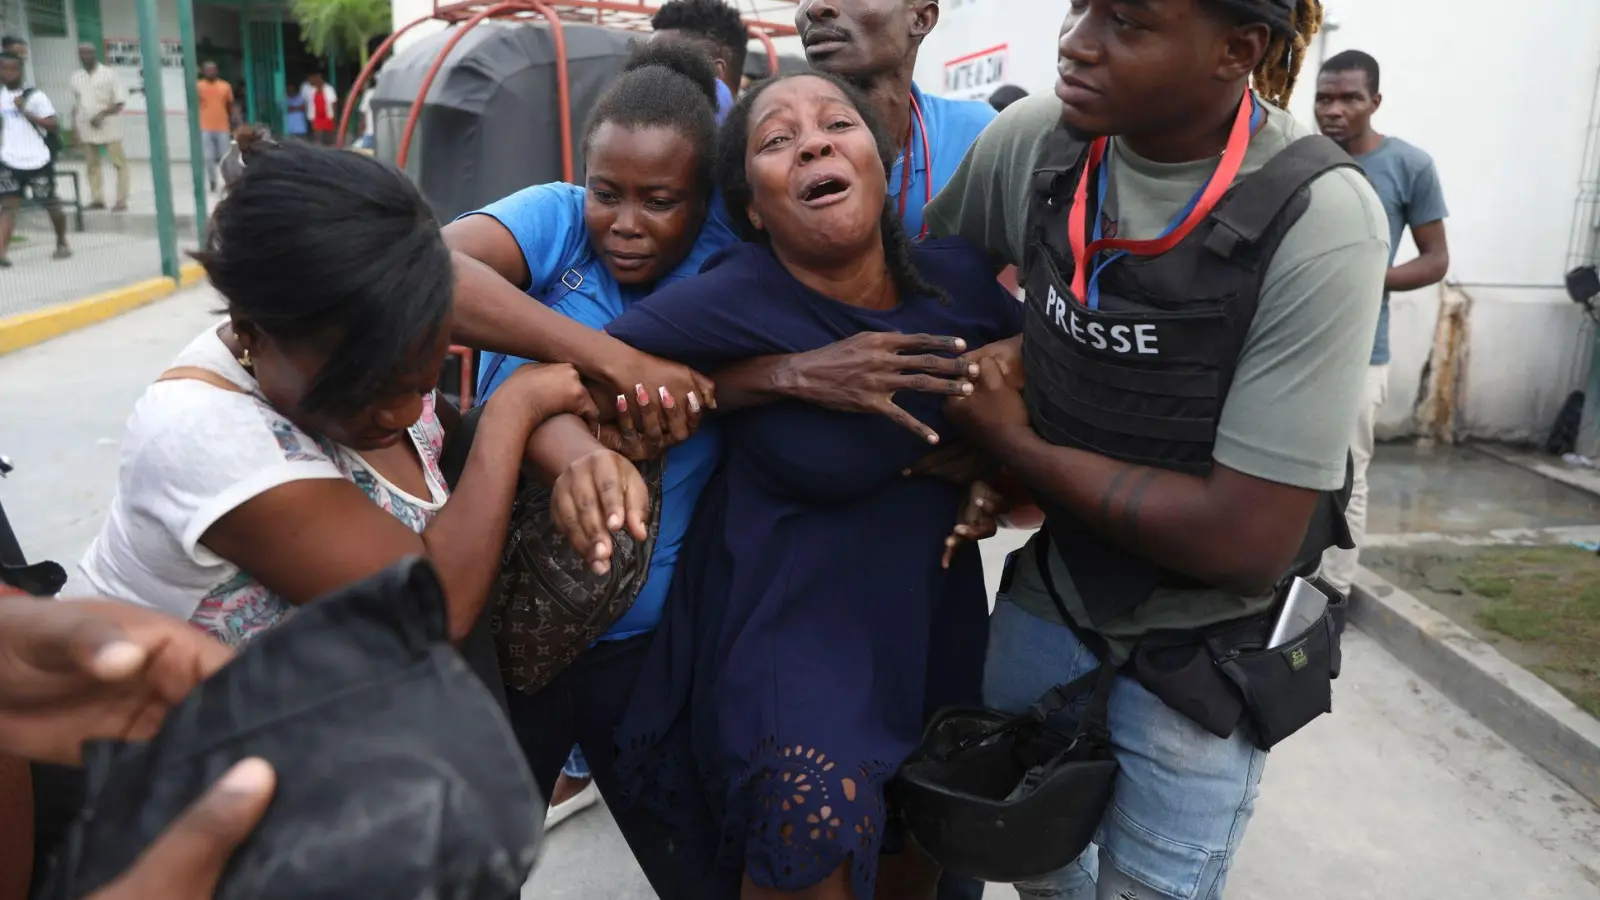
(984, 598), (1267, 900)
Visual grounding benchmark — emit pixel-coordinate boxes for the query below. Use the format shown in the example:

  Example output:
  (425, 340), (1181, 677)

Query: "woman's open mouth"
(799, 173), (853, 208)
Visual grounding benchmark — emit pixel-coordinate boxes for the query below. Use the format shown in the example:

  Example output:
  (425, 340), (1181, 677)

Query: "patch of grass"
(1462, 546), (1600, 720)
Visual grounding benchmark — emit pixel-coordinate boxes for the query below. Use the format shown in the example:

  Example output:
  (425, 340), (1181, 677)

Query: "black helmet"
(891, 664), (1119, 883)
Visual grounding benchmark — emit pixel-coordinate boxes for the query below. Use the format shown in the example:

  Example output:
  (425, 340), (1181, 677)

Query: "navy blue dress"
(608, 239), (1023, 899)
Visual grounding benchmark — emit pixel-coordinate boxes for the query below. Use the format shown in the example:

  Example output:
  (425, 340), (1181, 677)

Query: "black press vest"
(1021, 128), (1358, 627)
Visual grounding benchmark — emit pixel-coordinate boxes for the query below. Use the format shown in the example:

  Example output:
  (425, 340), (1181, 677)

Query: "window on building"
(23, 0), (66, 38)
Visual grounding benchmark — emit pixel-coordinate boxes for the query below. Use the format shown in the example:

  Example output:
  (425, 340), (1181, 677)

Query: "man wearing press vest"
(928, 1), (1388, 897)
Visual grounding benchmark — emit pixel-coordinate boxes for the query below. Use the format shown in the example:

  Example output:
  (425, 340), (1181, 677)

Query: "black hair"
(651, 0), (748, 83)
(0, 52), (18, 65)
(1200, 0), (1323, 108)
(584, 41), (720, 195)
(1321, 49), (1380, 95)
(717, 71), (949, 306)
(988, 85), (1028, 113)
(0, 36), (24, 49)
(194, 138), (453, 418)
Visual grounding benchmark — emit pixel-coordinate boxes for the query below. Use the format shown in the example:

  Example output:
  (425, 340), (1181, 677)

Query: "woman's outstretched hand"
(942, 480), (1004, 569)
(605, 349), (716, 442)
(550, 448), (652, 575)
(603, 381), (704, 462)
(87, 757), (276, 900)
(773, 332), (978, 444)
(0, 596), (233, 765)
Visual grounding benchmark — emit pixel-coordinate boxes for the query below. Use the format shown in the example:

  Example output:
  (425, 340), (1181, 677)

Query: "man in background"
(196, 61), (235, 193)
(1315, 49), (1450, 595)
(301, 71), (338, 147)
(70, 42), (129, 211)
(987, 84), (1027, 113)
(0, 53), (70, 264)
(651, 0), (745, 120)
(797, 0), (996, 239)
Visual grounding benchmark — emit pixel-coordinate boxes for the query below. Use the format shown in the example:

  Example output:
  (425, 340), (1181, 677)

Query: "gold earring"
(239, 349), (253, 370)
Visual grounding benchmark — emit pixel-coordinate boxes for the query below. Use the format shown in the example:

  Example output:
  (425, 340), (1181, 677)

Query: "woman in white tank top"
(77, 133), (597, 647)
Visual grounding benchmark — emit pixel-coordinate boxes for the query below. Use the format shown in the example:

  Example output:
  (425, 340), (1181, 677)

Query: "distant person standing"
(301, 71), (338, 147)
(70, 42), (129, 211)
(1315, 50), (1449, 595)
(0, 53), (70, 265)
(196, 61), (236, 192)
(283, 85), (309, 140)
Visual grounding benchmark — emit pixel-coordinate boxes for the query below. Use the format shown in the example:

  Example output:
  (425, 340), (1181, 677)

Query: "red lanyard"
(897, 93), (932, 241)
(1067, 91), (1256, 303)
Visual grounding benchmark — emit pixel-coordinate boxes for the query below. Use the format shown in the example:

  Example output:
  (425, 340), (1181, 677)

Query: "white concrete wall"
(914, 0), (1600, 443)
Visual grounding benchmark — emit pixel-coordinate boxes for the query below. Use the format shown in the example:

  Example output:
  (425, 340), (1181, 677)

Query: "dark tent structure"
(373, 19), (639, 223)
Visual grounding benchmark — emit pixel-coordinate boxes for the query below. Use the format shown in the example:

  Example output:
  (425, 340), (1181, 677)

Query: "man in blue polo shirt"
(798, 0), (996, 239)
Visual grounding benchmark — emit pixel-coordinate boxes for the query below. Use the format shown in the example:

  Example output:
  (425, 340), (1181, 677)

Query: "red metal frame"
(448, 345), (476, 409)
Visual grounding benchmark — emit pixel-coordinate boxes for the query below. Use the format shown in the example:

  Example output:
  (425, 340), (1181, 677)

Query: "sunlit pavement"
(6, 289), (1599, 900)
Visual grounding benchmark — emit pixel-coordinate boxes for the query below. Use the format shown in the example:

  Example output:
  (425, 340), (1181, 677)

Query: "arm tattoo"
(1097, 466), (1137, 528)
(1118, 469), (1164, 543)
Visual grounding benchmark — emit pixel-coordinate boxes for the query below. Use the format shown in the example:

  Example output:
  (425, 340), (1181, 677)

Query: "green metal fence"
(0, 0), (297, 321)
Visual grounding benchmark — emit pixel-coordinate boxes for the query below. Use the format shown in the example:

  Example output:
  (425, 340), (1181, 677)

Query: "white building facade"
(914, 0), (1600, 443)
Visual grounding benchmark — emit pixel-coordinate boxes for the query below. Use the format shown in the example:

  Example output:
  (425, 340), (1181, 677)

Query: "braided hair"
(1203, 0), (1323, 108)
(717, 72), (950, 305)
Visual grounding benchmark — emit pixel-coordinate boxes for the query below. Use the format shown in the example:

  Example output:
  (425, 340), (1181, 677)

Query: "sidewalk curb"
(1472, 442), (1600, 499)
(0, 262), (206, 356)
(1351, 566), (1600, 807)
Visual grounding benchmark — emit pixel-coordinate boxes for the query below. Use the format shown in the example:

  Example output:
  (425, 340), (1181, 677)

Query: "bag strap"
(155, 366), (249, 393)
(1028, 528), (1118, 742)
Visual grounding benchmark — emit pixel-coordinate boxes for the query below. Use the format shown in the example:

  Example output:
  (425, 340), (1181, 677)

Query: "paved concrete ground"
(0, 158), (206, 319)
(5, 290), (1600, 899)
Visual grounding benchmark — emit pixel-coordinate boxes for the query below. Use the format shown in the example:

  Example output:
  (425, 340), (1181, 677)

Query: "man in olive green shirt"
(933, 1), (1387, 898)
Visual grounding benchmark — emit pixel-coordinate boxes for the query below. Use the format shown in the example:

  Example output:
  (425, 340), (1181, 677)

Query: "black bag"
(439, 405), (663, 695)
(40, 558), (542, 900)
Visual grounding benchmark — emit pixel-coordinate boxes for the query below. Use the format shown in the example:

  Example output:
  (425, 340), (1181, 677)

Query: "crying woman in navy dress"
(535, 73), (1021, 899)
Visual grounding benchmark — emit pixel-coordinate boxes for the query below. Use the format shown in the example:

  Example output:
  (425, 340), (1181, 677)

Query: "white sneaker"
(543, 779), (600, 831)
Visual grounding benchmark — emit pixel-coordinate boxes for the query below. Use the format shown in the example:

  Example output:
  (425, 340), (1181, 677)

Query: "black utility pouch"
(1210, 602), (1336, 752)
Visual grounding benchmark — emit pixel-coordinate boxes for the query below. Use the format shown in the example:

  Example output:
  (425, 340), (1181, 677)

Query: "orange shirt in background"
(196, 79), (234, 133)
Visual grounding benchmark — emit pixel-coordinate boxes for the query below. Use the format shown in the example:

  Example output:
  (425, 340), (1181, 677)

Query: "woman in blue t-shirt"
(439, 43), (732, 895)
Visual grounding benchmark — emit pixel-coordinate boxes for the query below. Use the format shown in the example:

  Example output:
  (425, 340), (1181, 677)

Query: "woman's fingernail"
(968, 364), (980, 377)
(687, 391), (701, 414)
(219, 757), (274, 795)
(975, 499), (990, 511)
(635, 384), (651, 406)
(659, 386), (675, 409)
(901, 468), (911, 477)
(616, 394), (628, 413)
(945, 537), (957, 547)
(955, 526), (969, 537)
(954, 339), (968, 350)
(593, 561), (609, 575)
(608, 514), (622, 531)
(927, 433), (940, 445)
(91, 641), (146, 679)
(962, 383), (974, 395)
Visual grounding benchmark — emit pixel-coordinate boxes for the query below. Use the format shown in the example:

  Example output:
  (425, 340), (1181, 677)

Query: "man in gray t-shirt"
(1315, 49), (1450, 593)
